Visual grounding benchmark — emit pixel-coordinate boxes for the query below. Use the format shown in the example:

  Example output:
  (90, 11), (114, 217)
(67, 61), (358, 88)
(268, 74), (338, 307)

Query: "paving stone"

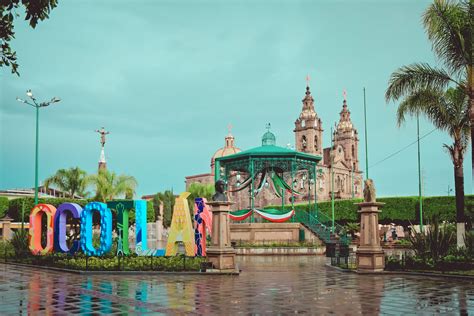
(0, 257), (473, 314)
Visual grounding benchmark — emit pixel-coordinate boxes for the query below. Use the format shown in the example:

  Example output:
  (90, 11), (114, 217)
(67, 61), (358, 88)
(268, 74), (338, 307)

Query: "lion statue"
(363, 179), (376, 203)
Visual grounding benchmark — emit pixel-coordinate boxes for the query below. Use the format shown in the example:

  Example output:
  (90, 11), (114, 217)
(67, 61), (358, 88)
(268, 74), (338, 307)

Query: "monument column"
(356, 179), (385, 273)
(206, 201), (237, 271)
(1, 216), (13, 241)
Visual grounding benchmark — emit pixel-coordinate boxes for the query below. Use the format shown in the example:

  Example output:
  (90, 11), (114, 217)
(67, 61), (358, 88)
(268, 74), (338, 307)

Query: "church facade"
(185, 84), (363, 208)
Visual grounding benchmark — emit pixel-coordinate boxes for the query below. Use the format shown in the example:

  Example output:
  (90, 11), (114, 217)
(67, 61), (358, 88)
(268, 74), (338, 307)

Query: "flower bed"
(2, 253), (206, 272)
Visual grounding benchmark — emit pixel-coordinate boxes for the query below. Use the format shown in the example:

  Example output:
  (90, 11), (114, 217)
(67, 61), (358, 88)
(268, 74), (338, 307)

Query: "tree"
(186, 183), (214, 217)
(88, 169), (137, 202)
(154, 190), (175, 228)
(394, 87), (469, 247)
(1, 0), (59, 75)
(44, 167), (89, 198)
(386, 0), (472, 247)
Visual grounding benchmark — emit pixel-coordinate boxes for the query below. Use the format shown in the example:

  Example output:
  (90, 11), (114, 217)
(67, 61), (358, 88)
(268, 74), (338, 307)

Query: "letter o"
(29, 204), (57, 255)
(54, 203), (83, 255)
(80, 202), (112, 256)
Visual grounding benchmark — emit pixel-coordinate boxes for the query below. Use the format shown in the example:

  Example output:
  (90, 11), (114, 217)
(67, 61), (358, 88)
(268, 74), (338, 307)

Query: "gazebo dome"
(262, 124), (276, 146)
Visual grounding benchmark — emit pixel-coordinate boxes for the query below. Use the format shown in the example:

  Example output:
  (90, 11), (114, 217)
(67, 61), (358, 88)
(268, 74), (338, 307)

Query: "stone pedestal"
(356, 202), (385, 273)
(0, 216), (13, 241)
(206, 201), (237, 271)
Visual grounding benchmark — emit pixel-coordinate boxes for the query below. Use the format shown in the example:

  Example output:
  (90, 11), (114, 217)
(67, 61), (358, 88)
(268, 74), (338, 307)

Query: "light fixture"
(26, 89), (33, 98)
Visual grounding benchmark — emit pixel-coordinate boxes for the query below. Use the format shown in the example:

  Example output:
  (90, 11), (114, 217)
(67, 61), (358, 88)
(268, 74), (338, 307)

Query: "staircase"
(294, 210), (350, 246)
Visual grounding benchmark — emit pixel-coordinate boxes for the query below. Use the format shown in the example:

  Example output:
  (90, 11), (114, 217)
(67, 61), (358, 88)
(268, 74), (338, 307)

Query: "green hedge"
(7, 197), (155, 223)
(0, 197), (9, 218)
(267, 195), (474, 226)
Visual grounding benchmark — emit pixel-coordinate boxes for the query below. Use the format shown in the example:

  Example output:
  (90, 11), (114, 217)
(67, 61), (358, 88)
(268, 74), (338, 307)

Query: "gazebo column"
(250, 159), (254, 223)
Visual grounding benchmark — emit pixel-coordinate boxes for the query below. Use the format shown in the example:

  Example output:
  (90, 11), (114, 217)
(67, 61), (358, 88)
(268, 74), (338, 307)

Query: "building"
(185, 131), (241, 188)
(0, 186), (83, 200)
(185, 84), (363, 208)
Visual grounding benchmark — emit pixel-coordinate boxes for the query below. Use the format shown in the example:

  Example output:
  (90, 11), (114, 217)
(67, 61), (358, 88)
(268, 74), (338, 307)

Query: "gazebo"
(214, 125), (322, 222)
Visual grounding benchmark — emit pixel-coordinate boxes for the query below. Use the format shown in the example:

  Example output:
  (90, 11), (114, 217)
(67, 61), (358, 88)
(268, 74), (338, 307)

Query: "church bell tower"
(294, 83), (323, 156)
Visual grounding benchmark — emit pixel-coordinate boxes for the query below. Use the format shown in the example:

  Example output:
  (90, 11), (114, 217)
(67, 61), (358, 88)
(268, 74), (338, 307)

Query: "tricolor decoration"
(229, 209), (253, 221)
(229, 208), (294, 223)
(254, 208), (295, 223)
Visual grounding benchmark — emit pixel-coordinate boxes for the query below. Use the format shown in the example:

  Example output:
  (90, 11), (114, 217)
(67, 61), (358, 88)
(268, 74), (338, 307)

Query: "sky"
(0, 0), (469, 198)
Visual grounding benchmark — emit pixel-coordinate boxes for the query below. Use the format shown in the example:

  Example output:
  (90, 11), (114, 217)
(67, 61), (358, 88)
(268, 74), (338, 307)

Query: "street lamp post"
(17, 90), (61, 205)
(416, 113), (423, 232)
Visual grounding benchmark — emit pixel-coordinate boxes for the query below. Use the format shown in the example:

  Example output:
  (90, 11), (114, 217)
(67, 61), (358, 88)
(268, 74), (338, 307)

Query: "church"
(185, 84), (363, 208)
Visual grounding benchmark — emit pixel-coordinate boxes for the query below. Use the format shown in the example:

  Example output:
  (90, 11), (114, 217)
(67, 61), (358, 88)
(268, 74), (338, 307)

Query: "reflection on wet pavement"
(0, 256), (472, 314)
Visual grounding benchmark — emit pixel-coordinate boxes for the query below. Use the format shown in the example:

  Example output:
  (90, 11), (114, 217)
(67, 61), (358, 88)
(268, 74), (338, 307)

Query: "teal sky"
(0, 0), (469, 198)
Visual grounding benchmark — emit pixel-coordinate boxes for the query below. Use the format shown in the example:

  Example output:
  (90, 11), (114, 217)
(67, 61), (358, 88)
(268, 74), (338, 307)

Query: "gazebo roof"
(215, 144), (322, 163)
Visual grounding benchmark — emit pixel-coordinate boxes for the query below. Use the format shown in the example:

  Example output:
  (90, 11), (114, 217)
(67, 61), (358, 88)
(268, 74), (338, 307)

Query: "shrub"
(10, 229), (29, 256)
(267, 195), (474, 226)
(0, 240), (14, 258)
(0, 197), (9, 218)
(146, 200), (155, 222)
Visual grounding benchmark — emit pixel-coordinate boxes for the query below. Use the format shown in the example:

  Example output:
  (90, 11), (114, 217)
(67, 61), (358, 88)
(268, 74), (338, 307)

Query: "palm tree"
(44, 167), (89, 198)
(88, 169), (137, 202)
(386, 2), (472, 171)
(395, 86), (469, 247)
(386, 0), (472, 246)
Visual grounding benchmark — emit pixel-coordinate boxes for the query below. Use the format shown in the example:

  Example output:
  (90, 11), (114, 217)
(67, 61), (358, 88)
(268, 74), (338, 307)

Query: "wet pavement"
(0, 256), (472, 315)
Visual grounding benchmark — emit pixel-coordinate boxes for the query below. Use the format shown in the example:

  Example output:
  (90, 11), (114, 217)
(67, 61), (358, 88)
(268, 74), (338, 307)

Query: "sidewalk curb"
(325, 263), (474, 280)
(0, 262), (240, 276)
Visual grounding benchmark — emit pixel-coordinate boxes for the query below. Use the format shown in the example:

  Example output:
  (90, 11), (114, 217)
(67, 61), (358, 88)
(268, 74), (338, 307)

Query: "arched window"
(314, 135), (318, 151)
(301, 135), (307, 150)
(352, 144), (355, 158)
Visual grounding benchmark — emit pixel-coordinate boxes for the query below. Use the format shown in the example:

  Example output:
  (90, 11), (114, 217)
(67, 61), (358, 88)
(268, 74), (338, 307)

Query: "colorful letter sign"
(54, 203), (82, 254)
(165, 192), (195, 256)
(194, 197), (212, 256)
(28, 192), (207, 258)
(29, 204), (57, 255)
(80, 202), (112, 256)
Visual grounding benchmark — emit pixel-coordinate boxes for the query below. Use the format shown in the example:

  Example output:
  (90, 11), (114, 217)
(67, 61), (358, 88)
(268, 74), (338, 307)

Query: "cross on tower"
(306, 75), (311, 87)
(227, 123), (233, 134)
(343, 89), (347, 101)
(266, 123), (271, 131)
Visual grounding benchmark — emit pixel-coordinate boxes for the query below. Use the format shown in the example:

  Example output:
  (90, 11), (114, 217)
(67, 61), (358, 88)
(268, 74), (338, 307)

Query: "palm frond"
(423, 0), (472, 74)
(396, 88), (446, 126)
(385, 63), (457, 102)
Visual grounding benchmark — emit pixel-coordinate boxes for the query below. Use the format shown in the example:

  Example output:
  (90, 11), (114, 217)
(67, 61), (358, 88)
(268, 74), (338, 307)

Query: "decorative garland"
(229, 208), (294, 223)
(229, 209), (253, 221)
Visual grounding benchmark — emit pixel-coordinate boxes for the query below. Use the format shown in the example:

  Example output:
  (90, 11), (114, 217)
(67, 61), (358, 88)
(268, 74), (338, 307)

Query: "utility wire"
(370, 128), (437, 168)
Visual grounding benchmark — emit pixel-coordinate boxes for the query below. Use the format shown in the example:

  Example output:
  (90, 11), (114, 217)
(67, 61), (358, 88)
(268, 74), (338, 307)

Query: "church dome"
(210, 132), (241, 170)
(211, 146), (241, 160)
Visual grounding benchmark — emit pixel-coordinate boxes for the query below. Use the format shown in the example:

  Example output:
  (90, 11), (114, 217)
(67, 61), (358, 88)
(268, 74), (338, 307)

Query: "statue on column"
(95, 127), (110, 147)
(212, 179), (228, 202)
(363, 179), (376, 203)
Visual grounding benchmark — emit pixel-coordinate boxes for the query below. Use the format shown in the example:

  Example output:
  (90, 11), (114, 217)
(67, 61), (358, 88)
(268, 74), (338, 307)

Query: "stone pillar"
(1, 216), (13, 241)
(356, 202), (385, 273)
(206, 201), (237, 271)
